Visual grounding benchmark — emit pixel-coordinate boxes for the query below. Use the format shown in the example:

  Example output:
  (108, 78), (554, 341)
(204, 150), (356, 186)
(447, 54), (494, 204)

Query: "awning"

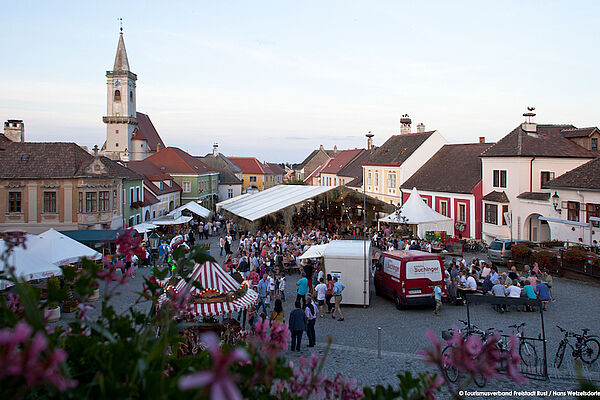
(133, 222), (158, 233)
(298, 244), (328, 260)
(538, 216), (589, 227)
(168, 201), (211, 219)
(152, 215), (193, 226)
(217, 185), (337, 222)
(59, 230), (125, 244)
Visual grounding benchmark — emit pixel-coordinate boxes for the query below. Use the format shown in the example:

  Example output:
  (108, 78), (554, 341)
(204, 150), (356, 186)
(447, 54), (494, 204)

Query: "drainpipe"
(529, 157), (535, 192)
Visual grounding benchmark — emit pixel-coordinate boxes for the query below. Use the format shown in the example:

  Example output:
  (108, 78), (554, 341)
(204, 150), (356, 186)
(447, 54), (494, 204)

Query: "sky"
(1, 1), (599, 163)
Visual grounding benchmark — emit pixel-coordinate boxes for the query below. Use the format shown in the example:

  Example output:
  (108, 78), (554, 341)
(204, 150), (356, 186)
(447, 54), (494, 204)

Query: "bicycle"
(441, 320), (488, 387)
(553, 326), (600, 368)
(496, 323), (539, 367)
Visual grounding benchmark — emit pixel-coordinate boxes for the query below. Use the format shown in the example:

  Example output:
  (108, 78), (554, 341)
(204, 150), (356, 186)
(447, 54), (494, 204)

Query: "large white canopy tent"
(168, 201), (211, 219)
(0, 240), (63, 290)
(133, 222), (158, 233)
(217, 185), (336, 222)
(26, 229), (102, 266)
(379, 187), (454, 238)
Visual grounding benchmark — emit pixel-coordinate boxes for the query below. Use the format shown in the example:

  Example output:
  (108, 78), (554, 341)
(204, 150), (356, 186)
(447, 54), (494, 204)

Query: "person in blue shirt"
(296, 272), (308, 308)
(257, 274), (270, 315)
(535, 280), (551, 311)
(434, 284), (443, 315)
(332, 277), (345, 321)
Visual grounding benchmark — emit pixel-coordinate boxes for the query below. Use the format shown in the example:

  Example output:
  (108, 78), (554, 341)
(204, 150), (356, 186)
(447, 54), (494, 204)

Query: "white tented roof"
(379, 187), (453, 224)
(27, 229), (102, 266)
(168, 201), (211, 219)
(323, 240), (370, 259)
(0, 240), (63, 289)
(218, 185), (337, 221)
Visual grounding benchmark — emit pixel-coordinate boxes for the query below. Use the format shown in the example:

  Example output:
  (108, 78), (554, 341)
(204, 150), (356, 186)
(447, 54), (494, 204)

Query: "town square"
(1, 2), (600, 399)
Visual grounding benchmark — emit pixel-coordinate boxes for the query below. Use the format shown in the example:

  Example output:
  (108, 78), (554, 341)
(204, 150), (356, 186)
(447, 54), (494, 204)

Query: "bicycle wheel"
(581, 338), (600, 364)
(519, 340), (538, 367)
(553, 341), (566, 368)
(441, 345), (460, 383)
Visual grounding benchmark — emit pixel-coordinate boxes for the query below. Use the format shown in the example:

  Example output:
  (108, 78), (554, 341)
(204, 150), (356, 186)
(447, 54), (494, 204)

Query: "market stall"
(152, 215), (193, 226)
(379, 188), (454, 238)
(0, 240), (62, 289)
(27, 229), (102, 266)
(298, 244), (328, 260)
(168, 201), (211, 219)
(164, 261), (258, 317)
(322, 240), (371, 307)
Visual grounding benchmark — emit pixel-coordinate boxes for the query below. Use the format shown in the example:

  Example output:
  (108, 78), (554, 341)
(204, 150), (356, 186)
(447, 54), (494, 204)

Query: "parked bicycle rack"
(464, 294), (548, 381)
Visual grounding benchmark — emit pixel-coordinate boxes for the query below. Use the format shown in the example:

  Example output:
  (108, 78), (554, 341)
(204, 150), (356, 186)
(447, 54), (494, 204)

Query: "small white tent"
(0, 240), (62, 289)
(168, 201), (211, 219)
(297, 244), (328, 260)
(379, 188), (454, 238)
(27, 229), (102, 266)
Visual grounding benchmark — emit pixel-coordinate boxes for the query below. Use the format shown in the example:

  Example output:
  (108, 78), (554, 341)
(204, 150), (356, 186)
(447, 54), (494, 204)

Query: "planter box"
(87, 288), (100, 302)
(45, 306), (61, 322)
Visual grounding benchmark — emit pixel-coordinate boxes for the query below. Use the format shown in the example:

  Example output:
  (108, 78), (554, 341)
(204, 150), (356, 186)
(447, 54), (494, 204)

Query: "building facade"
(481, 121), (597, 244)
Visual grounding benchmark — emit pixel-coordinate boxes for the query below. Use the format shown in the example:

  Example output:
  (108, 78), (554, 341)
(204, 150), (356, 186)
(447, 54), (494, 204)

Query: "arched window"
(114, 90), (121, 101)
(129, 91), (133, 101)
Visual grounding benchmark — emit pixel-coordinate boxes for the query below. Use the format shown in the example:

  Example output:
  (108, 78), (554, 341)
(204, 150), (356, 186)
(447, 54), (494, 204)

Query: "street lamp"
(552, 192), (561, 213)
(149, 232), (160, 266)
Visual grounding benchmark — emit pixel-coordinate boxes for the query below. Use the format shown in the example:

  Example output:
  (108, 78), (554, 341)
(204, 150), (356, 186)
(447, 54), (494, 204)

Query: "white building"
(102, 30), (165, 161)
(481, 118), (597, 244)
(362, 117), (447, 205)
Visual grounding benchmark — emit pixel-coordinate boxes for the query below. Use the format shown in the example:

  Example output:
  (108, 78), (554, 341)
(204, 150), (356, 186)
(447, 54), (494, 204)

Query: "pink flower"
(179, 332), (248, 399)
(0, 322), (76, 391)
(253, 317), (270, 342)
(269, 321), (291, 351)
(1, 231), (27, 249)
(423, 374), (443, 400)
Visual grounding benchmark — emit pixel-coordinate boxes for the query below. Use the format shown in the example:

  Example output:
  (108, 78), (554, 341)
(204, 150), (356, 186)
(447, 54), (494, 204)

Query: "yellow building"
(229, 157), (272, 192)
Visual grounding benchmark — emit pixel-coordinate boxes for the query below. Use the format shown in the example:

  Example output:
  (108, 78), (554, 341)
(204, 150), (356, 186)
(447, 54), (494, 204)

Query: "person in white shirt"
(466, 274), (478, 291)
(313, 277), (327, 317)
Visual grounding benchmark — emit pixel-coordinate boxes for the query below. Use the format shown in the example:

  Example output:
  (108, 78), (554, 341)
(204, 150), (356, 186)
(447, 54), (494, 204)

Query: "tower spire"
(113, 20), (130, 72)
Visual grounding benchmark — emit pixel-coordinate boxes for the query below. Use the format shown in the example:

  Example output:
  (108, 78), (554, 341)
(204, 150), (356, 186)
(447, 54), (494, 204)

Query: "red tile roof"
(337, 149), (370, 179)
(145, 147), (213, 175)
(228, 157), (266, 174)
(142, 188), (160, 206)
(561, 127), (599, 138)
(266, 162), (286, 175)
(401, 143), (493, 194)
(126, 160), (182, 195)
(543, 157), (600, 190)
(135, 112), (166, 152)
(363, 132), (434, 166)
(481, 124), (597, 158)
(321, 149), (364, 174)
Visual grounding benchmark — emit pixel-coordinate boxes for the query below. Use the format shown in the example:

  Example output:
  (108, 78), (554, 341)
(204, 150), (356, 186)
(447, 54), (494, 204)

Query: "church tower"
(102, 29), (137, 161)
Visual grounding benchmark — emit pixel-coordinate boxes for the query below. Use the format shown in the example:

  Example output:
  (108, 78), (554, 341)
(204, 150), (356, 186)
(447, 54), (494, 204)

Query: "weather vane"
(118, 17), (123, 34)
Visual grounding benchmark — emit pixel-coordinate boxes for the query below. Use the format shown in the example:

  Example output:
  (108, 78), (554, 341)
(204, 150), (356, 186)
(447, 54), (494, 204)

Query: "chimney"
(213, 143), (219, 157)
(156, 143), (162, 152)
(522, 107), (537, 135)
(93, 144), (99, 156)
(3, 119), (24, 142)
(479, 137), (485, 144)
(319, 144), (324, 151)
(333, 145), (338, 154)
(366, 131), (374, 150)
(400, 114), (412, 134)
(416, 123), (425, 133)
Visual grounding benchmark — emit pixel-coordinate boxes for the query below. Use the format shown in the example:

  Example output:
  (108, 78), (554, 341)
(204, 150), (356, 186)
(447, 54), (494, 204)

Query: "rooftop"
(363, 132), (434, 166)
(543, 157), (600, 191)
(145, 147), (213, 175)
(401, 143), (493, 194)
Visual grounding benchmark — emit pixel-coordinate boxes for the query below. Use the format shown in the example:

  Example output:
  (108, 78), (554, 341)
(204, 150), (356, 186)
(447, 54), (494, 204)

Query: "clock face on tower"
(113, 80), (121, 87)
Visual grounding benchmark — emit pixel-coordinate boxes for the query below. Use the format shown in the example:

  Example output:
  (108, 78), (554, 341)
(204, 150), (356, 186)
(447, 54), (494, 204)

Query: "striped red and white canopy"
(171, 261), (258, 317)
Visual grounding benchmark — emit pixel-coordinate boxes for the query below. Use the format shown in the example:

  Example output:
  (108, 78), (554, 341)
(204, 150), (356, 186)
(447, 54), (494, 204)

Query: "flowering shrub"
(563, 247), (587, 265)
(534, 250), (556, 269)
(512, 243), (532, 260)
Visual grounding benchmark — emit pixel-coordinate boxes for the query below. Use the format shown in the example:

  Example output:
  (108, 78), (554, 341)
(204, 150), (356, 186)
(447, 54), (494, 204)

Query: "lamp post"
(149, 232), (160, 266)
(552, 192), (561, 214)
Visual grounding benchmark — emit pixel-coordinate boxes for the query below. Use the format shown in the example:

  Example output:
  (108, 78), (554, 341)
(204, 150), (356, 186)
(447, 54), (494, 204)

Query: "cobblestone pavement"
(57, 236), (600, 398)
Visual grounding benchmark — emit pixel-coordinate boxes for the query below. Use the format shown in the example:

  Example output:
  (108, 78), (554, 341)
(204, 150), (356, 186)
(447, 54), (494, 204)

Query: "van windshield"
(490, 241), (504, 250)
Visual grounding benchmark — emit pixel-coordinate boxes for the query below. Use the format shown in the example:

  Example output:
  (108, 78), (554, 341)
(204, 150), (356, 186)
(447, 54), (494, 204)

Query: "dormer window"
(114, 90), (121, 101)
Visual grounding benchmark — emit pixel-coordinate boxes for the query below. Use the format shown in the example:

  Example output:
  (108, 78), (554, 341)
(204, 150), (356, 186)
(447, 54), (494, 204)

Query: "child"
(264, 295), (271, 315)
(278, 273), (287, 301)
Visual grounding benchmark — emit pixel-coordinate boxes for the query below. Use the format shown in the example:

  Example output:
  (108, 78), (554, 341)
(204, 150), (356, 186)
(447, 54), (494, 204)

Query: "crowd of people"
(443, 258), (553, 312)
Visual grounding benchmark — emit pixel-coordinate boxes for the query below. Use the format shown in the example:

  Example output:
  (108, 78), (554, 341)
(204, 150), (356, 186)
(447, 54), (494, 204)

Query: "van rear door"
(405, 259), (443, 296)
